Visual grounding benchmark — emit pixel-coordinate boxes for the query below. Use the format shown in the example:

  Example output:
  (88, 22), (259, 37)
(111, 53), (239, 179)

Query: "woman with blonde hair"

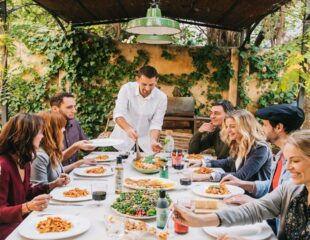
(191, 109), (272, 182)
(174, 129), (310, 239)
(31, 111), (96, 184)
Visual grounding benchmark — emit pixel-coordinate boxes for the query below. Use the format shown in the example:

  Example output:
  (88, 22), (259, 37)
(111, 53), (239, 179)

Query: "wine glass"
(179, 167), (193, 190)
(91, 183), (107, 207)
(172, 149), (184, 175)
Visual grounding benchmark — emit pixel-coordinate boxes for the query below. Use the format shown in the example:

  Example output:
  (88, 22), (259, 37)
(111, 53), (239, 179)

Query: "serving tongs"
(135, 139), (142, 161)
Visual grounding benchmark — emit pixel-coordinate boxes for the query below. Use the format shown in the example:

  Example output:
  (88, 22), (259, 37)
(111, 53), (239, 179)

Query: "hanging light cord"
(150, 0), (160, 7)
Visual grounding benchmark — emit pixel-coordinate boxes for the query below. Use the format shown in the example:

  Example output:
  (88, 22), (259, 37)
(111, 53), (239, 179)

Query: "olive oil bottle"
(115, 156), (124, 194)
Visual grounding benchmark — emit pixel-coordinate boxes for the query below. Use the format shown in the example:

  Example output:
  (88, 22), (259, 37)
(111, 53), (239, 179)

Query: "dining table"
(6, 151), (277, 240)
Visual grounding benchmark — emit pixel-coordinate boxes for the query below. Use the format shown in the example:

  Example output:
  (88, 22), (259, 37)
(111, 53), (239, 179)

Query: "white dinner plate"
(73, 166), (114, 177)
(87, 138), (123, 147)
(192, 183), (244, 199)
(203, 222), (272, 240)
(84, 153), (117, 162)
(18, 214), (90, 240)
(50, 186), (91, 202)
(111, 207), (156, 220)
(124, 177), (177, 191)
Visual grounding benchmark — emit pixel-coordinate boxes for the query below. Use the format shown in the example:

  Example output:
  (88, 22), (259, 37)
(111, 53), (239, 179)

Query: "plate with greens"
(111, 190), (171, 220)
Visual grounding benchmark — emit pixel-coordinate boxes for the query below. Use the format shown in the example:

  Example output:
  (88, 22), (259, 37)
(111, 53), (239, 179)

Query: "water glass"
(104, 215), (125, 240)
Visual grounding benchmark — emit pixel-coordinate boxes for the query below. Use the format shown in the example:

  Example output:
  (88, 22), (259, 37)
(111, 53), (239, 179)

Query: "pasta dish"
(63, 188), (89, 198)
(95, 155), (109, 161)
(187, 154), (204, 160)
(36, 217), (72, 233)
(205, 184), (230, 195)
(85, 166), (106, 174)
(193, 167), (214, 174)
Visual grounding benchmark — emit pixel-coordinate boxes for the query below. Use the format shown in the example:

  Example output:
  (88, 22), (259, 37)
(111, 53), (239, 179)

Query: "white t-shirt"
(110, 82), (167, 153)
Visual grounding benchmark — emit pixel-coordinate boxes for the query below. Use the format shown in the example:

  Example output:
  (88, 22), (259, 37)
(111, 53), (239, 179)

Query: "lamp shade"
(136, 34), (173, 44)
(126, 5), (180, 35)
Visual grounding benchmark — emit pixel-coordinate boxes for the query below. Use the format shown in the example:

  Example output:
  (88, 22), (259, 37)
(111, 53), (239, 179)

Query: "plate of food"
(73, 166), (113, 177)
(185, 154), (205, 161)
(203, 222), (272, 240)
(132, 156), (167, 174)
(192, 183), (244, 199)
(124, 218), (169, 240)
(191, 167), (214, 180)
(84, 153), (117, 162)
(18, 214), (90, 240)
(86, 138), (123, 147)
(124, 177), (177, 191)
(111, 190), (172, 220)
(50, 186), (92, 202)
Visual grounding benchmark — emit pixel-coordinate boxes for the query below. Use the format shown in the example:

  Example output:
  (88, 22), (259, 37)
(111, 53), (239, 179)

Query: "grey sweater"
(217, 182), (306, 240)
(31, 148), (64, 184)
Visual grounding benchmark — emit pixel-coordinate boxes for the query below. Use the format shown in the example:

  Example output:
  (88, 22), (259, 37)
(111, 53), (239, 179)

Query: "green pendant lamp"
(136, 34), (173, 44)
(126, 3), (180, 35)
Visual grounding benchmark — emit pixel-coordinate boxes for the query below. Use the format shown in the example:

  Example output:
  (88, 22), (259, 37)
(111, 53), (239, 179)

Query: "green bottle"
(156, 190), (168, 229)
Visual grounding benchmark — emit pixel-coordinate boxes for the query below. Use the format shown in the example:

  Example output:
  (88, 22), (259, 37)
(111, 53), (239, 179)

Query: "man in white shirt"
(110, 66), (168, 153)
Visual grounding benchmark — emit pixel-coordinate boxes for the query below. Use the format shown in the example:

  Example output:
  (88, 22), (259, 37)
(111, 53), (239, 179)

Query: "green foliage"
(160, 49), (176, 60)
(257, 90), (296, 108)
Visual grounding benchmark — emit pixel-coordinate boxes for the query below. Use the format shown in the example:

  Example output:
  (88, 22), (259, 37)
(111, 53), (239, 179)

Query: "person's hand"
(223, 194), (254, 205)
(151, 141), (163, 153)
(217, 235), (247, 240)
(188, 159), (203, 167)
(173, 204), (205, 227)
(50, 173), (70, 189)
(74, 140), (97, 151)
(27, 194), (52, 211)
(220, 175), (245, 188)
(82, 158), (97, 166)
(125, 127), (138, 142)
(198, 123), (215, 133)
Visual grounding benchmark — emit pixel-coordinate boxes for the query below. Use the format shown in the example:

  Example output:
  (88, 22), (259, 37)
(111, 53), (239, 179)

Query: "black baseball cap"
(255, 104), (305, 131)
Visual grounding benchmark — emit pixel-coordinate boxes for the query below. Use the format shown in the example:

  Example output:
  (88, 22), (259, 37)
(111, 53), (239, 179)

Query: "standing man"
(50, 92), (95, 166)
(188, 100), (234, 159)
(110, 66), (167, 153)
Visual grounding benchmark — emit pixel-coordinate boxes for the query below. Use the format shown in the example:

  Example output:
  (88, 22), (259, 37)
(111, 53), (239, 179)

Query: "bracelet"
(25, 202), (32, 212)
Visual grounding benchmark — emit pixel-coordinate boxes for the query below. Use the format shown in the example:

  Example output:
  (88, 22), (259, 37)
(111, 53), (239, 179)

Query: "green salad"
(111, 190), (172, 217)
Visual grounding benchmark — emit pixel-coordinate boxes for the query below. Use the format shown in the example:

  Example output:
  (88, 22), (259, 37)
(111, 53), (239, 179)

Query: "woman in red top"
(0, 113), (69, 239)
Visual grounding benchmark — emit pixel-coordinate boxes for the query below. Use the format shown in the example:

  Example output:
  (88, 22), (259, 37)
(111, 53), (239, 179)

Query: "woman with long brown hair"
(0, 113), (67, 239)
(31, 111), (95, 183)
(190, 109), (272, 181)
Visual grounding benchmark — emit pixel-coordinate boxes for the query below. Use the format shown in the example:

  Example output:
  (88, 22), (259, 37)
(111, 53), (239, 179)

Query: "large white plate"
(124, 177), (177, 191)
(192, 183), (244, 199)
(87, 138), (123, 147)
(111, 207), (156, 220)
(203, 222), (272, 240)
(73, 166), (114, 177)
(84, 153), (117, 162)
(50, 186), (91, 202)
(18, 214), (90, 240)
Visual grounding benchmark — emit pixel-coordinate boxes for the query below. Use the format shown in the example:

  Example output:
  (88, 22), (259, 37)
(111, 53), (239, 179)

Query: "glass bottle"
(115, 156), (124, 194)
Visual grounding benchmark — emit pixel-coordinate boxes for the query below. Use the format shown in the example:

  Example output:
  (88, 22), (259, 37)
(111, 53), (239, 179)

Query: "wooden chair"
(159, 131), (193, 151)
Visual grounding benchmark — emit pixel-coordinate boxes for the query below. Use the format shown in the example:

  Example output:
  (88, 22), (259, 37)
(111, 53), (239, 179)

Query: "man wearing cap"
(221, 104), (305, 233)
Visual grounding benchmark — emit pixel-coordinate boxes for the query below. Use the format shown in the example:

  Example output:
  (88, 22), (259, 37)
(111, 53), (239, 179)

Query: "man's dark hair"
(269, 120), (295, 134)
(213, 100), (234, 113)
(50, 92), (74, 107)
(137, 65), (158, 79)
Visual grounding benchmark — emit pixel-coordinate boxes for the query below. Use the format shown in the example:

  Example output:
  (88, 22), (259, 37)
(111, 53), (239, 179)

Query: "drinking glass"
(172, 149), (184, 175)
(174, 199), (194, 234)
(104, 215), (125, 240)
(91, 183), (107, 206)
(179, 167), (193, 190)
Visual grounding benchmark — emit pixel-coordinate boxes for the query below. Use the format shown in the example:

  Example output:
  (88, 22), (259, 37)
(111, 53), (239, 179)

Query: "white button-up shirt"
(110, 82), (167, 153)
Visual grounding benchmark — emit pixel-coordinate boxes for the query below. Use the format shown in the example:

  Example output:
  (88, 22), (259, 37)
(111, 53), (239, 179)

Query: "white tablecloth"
(6, 152), (277, 240)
